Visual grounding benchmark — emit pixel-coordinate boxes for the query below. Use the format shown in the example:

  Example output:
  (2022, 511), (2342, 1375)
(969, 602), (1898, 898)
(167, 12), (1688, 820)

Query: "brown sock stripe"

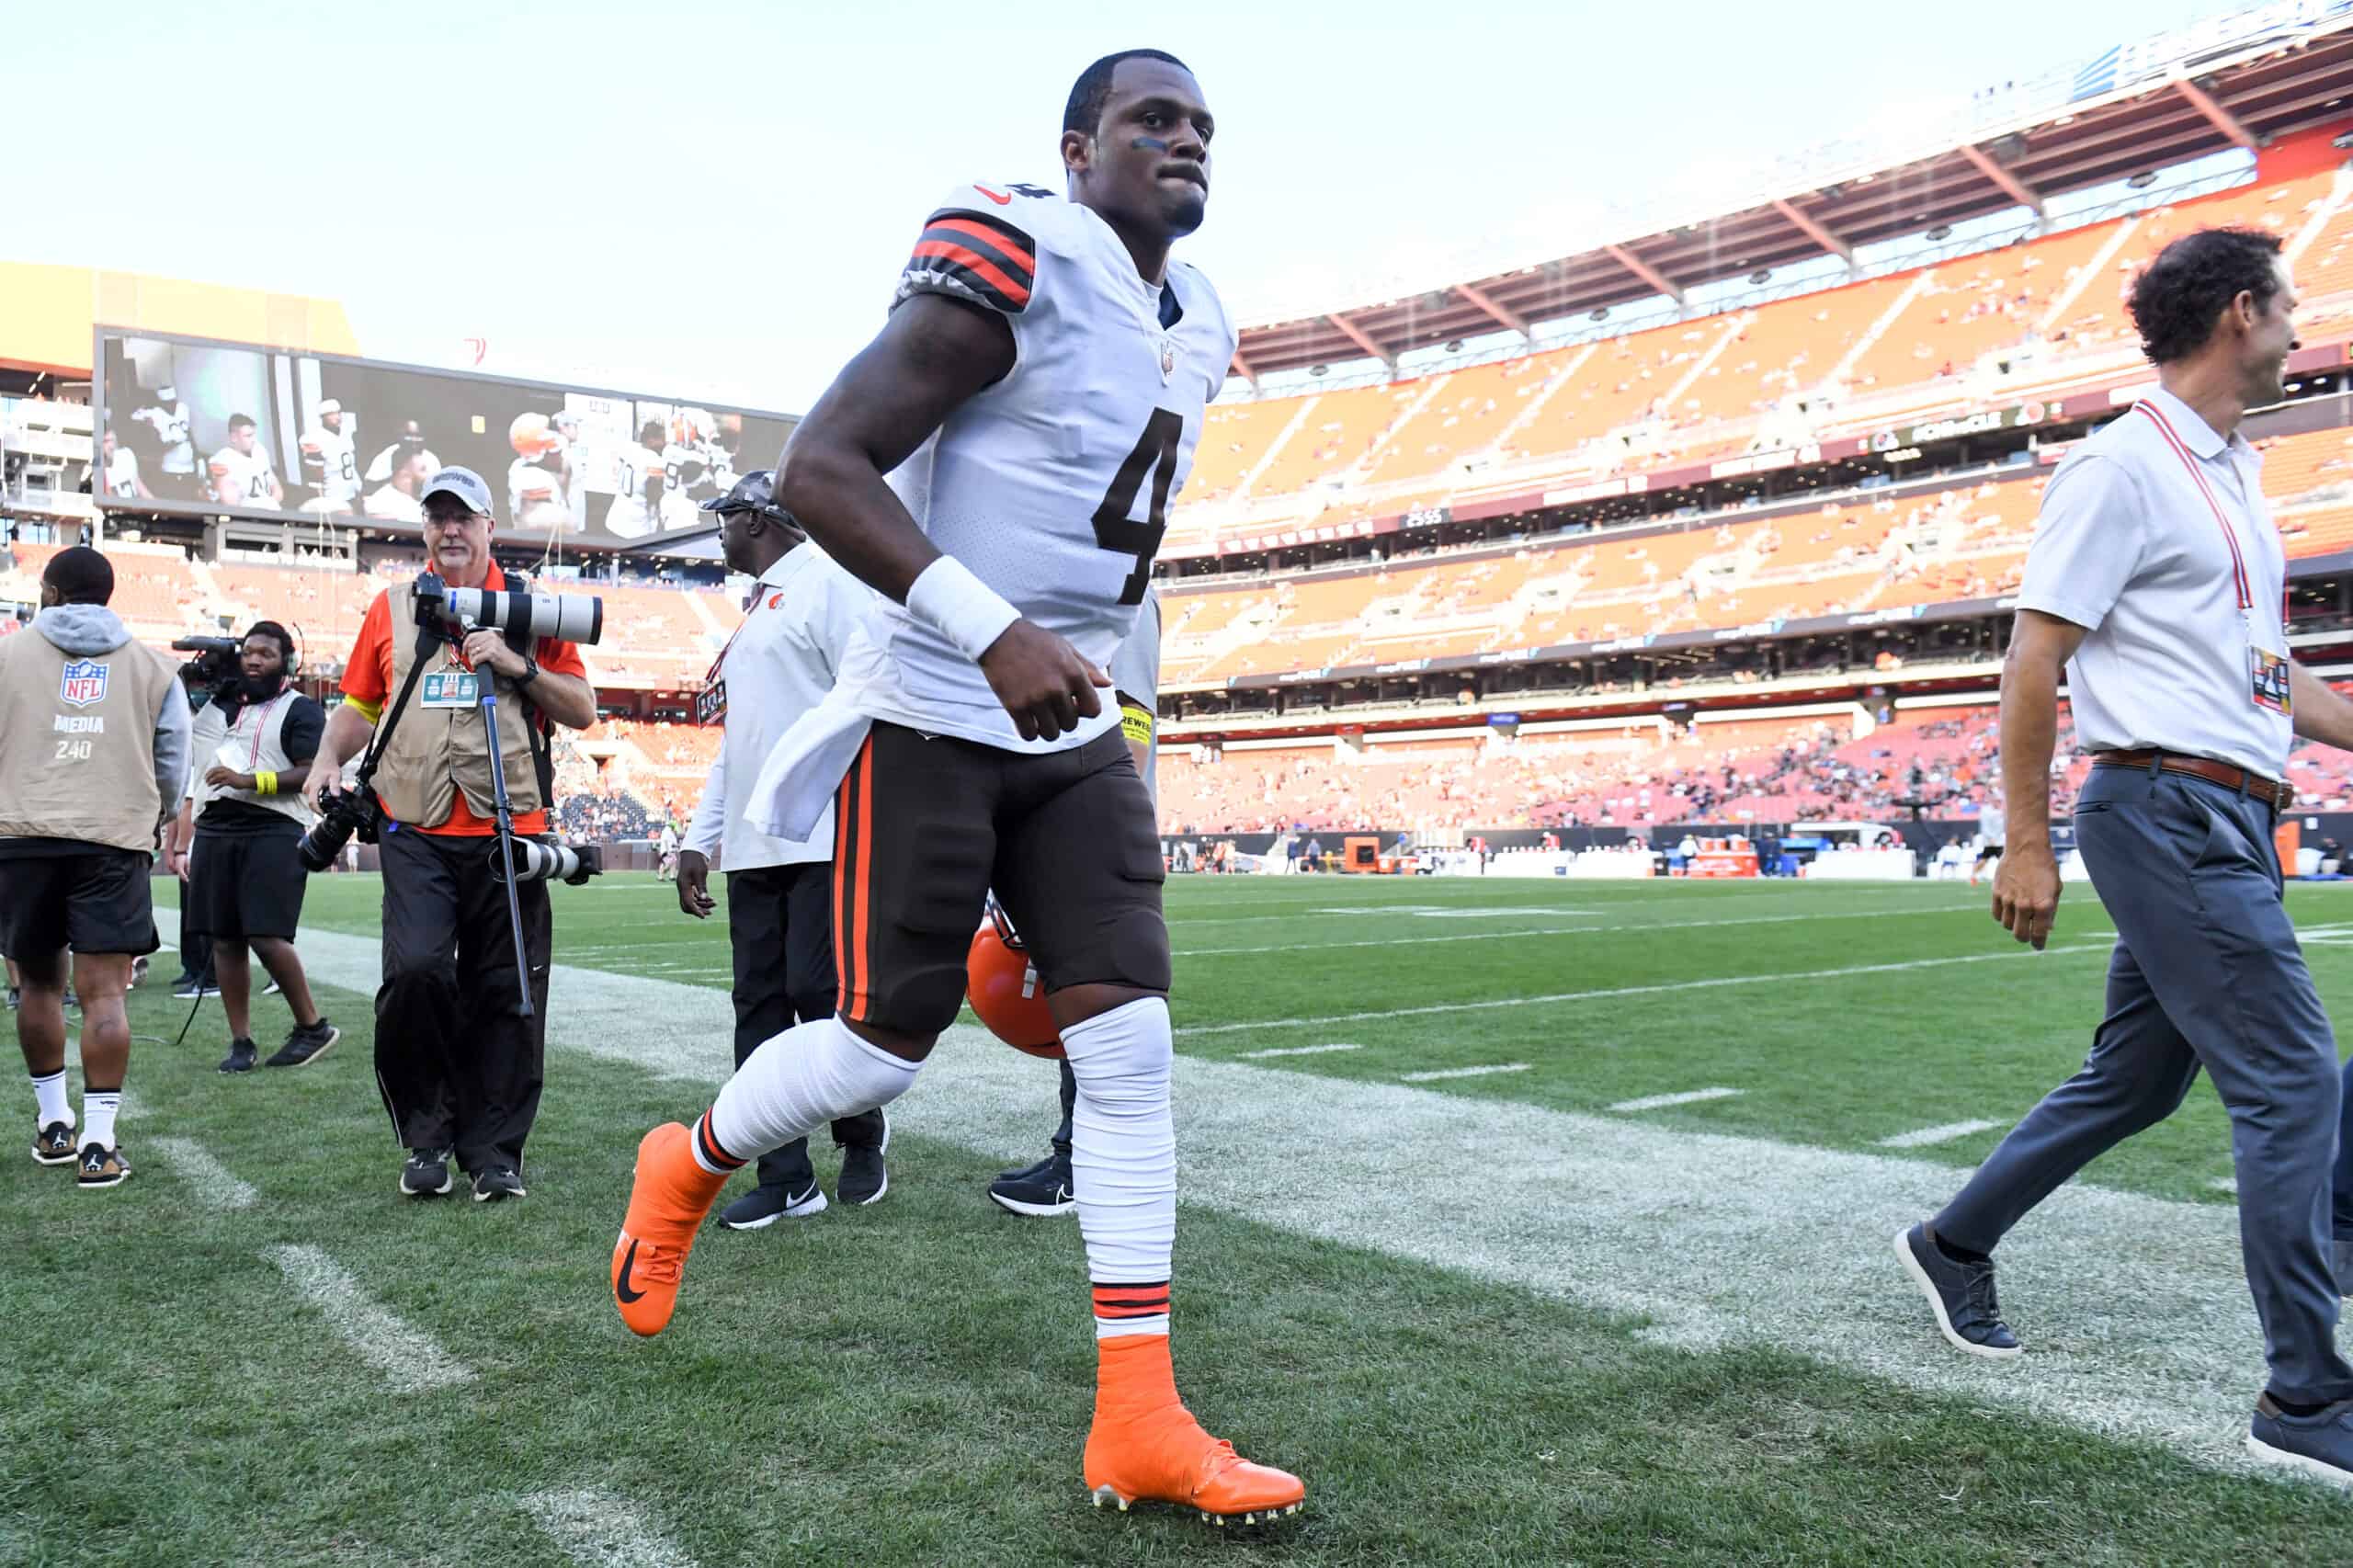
(696, 1114), (746, 1171)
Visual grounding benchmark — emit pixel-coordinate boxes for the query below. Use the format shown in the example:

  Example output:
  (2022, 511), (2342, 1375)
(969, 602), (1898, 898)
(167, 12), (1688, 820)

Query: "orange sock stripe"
(696, 1112), (746, 1171)
(848, 735), (875, 1022)
(832, 745), (859, 1019)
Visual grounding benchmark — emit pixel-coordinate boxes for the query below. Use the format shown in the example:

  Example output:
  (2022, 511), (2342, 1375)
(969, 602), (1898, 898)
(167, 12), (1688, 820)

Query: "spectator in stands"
(305, 468), (597, 1203)
(1903, 226), (2353, 1483)
(678, 471), (886, 1223)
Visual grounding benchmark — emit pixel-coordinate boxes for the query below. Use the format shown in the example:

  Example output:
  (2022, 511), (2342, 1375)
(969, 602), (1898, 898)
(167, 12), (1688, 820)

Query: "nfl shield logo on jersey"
(58, 659), (108, 709)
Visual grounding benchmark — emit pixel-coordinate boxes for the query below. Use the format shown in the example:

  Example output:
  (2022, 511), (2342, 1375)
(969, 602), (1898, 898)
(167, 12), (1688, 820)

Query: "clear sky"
(20, 0), (2225, 413)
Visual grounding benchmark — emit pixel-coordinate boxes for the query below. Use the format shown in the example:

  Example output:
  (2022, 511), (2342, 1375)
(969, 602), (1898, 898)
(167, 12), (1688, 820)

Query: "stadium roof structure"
(1231, 5), (2353, 382)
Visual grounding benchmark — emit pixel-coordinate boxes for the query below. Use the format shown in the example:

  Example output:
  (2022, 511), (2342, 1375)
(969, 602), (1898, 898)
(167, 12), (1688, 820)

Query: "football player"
(101, 430), (153, 502)
(602, 419), (671, 540)
(365, 449), (432, 522)
(362, 421), (439, 485)
(506, 412), (572, 531)
(299, 400), (360, 513)
(129, 384), (199, 500)
(208, 415), (282, 509)
(607, 51), (1302, 1525)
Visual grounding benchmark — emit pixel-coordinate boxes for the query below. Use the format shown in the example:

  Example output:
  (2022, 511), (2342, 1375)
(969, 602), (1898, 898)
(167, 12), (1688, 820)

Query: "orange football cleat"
(1083, 1334), (1305, 1526)
(609, 1121), (730, 1337)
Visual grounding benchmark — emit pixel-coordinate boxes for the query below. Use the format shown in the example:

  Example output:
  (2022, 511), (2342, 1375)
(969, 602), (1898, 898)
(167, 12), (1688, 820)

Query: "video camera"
(170, 634), (243, 701)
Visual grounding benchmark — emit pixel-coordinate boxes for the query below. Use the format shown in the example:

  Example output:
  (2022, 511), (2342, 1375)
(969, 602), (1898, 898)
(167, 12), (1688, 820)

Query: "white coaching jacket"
(686, 544), (871, 871)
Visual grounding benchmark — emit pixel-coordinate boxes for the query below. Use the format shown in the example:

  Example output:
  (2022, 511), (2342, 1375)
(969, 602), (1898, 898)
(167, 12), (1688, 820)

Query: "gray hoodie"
(34, 604), (192, 810)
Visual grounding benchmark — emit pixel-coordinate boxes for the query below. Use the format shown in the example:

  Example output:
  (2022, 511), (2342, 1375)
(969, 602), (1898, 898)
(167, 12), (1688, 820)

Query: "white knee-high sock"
(1063, 997), (1176, 1339)
(30, 1069), (73, 1131)
(695, 1016), (920, 1176)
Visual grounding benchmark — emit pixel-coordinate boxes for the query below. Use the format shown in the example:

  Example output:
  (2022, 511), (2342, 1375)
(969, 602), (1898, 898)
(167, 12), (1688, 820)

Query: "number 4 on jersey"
(1092, 408), (1182, 607)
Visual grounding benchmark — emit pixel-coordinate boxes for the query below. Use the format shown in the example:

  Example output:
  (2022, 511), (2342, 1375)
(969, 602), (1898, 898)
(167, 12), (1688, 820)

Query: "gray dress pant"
(1934, 763), (2353, 1404)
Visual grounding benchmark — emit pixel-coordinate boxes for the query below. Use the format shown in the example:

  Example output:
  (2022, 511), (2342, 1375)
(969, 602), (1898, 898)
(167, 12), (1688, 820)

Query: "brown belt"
(2091, 749), (2294, 810)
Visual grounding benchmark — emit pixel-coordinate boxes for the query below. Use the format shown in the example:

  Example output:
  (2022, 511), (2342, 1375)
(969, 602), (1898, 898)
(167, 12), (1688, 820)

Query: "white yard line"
(1610, 1087), (1744, 1112)
(2210, 1177), (2240, 1195)
(150, 1137), (256, 1210)
(282, 926), (2280, 1476)
(1400, 1063), (1532, 1082)
(262, 1244), (475, 1392)
(1237, 1042), (1364, 1060)
(1174, 902), (1999, 958)
(518, 1488), (700, 1568)
(1174, 942), (2113, 1036)
(1879, 1119), (2005, 1149)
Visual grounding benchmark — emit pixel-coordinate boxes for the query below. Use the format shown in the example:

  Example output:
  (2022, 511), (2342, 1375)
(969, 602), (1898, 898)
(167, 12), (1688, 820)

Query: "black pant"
(373, 826), (551, 1176)
(1051, 1057), (1077, 1159)
(727, 861), (884, 1191)
(177, 898), (214, 983)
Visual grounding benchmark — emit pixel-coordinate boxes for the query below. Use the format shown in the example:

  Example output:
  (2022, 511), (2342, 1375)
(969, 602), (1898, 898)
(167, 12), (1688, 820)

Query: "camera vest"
(190, 686), (316, 829)
(371, 578), (543, 828)
(0, 623), (182, 853)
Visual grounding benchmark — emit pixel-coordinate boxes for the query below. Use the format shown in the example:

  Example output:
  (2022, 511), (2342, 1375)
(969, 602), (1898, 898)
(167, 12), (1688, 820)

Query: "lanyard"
(704, 587), (774, 688)
(2133, 400), (2260, 616)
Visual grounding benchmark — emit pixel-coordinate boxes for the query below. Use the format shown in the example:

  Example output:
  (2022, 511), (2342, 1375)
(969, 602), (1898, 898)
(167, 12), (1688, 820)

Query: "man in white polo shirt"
(1893, 226), (2353, 1483)
(676, 471), (888, 1224)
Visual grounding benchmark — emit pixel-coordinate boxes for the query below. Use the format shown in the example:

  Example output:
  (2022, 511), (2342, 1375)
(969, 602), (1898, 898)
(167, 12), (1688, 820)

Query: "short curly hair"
(2126, 226), (2285, 365)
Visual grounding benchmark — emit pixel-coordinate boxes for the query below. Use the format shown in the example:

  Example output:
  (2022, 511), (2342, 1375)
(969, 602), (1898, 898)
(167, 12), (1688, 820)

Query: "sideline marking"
(1610, 1087), (1743, 1113)
(518, 1488), (700, 1568)
(262, 1244), (474, 1392)
(1237, 1042), (1363, 1060)
(151, 1137), (257, 1210)
(1400, 1063), (1532, 1083)
(1880, 1119), (2004, 1149)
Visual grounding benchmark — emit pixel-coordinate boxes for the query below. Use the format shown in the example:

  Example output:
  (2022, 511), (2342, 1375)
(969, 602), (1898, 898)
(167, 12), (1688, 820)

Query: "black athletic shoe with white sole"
(1895, 1222), (2021, 1359)
(472, 1165), (527, 1202)
(32, 1120), (75, 1165)
(989, 1153), (1076, 1217)
(401, 1148), (454, 1198)
(265, 1020), (339, 1068)
(172, 979), (220, 1000)
(218, 1038), (258, 1074)
(76, 1142), (130, 1188)
(837, 1115), (890, 1206)
(720, 1179), (826, 1229)
(2247, 1393), (2353, 1486)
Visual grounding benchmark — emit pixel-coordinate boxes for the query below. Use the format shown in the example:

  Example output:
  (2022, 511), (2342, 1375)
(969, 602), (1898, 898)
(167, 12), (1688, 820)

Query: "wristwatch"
(516, 654), (542, 688)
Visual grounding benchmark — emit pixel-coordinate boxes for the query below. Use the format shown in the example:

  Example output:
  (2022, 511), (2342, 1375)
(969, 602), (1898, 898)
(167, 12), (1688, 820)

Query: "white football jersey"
(838, 180), (1235, 754)
(301, 424), (359, 506)
(602, 443), (666, 539)
(134, 402), (196, 472)
(208, 444), (278, 506)
(507, 457), (566, 524)
(104, 446), (142, 499)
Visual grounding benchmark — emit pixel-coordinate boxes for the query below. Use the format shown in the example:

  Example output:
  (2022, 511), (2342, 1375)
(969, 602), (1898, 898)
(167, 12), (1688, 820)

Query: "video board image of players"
(105, 336), (282, 509)
(97, 330), (795, 546)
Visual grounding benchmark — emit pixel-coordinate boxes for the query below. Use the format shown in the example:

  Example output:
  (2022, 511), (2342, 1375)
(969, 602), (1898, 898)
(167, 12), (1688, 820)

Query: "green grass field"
(6, 870), (2353, 1565)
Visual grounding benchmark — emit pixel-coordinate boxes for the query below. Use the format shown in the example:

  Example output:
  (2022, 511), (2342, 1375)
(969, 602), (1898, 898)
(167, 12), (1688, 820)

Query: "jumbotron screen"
(93, 329), (797, 548)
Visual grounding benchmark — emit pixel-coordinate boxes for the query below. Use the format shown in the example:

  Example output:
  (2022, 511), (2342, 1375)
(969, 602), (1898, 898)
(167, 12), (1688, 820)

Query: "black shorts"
(0, 846), (159, 959)
(832, 721), (1167, 1036)
(1975, 844), (2004, 863)
(188, 824), (310, 941)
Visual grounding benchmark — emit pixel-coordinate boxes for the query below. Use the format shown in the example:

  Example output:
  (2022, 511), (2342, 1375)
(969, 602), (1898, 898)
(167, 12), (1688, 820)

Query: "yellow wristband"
(256, 770), (278, 796)
(1120, 703), (1154, 745)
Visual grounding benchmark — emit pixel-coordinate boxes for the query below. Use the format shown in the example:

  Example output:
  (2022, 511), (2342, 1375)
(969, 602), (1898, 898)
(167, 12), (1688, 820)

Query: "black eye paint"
(1130, 135), (1172, 153)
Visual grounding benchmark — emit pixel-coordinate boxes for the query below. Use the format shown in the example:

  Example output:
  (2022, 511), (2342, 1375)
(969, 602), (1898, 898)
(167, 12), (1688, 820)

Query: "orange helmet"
(966, 897), (1062, 1059)
(509, 411), (560, 458)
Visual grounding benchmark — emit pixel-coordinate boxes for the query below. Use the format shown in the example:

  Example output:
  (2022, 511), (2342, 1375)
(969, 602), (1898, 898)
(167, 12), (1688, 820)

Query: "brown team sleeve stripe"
(696, 1112), (746, 1171)
(909, 210), (1037, 312)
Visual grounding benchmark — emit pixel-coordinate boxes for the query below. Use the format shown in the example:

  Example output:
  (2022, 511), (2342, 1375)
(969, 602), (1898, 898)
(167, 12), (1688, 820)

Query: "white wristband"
(906, 556), (1021, 662)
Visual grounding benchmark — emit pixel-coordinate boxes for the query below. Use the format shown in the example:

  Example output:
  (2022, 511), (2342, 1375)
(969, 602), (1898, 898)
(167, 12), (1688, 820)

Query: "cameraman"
(165, 622), (338, 1074)
(304, 468), (597, 1202)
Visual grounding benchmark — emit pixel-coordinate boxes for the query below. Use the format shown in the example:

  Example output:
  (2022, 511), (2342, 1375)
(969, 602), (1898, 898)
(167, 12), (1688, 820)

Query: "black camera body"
(297, 784), (381, 872)
(170, 634), (243, 703)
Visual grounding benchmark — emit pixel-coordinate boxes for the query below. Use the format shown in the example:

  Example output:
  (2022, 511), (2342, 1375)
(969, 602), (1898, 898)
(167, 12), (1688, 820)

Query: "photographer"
(165, 622), (338, 1074)
(304, 468), (597, 1202)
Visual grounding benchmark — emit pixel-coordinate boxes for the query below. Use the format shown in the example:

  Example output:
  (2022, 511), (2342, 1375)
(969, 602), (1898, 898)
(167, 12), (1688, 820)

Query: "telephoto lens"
(491, 837), (604, 887)
(441, 585), (604, 645)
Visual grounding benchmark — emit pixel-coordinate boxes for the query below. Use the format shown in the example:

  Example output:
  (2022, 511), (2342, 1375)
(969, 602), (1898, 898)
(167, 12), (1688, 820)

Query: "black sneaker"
(76, 1142), (130, 1188)
(218, 1038), (259, 1074)
(6, 986), (20, 1011)
(262, 977), (282, 996)
(171, 978), (219, 1000)
(837, 1113), (890, 1206)
(720, 1178), (826, 1229)
(472, 1165), (527, 1203)
(265, 1020), (340, 1068)
(400, 1148), (454, 1198)
(997, 1153), (1052, 1184)
(2247, 1393), (2353, 1486)
(988, 1153), (1076, 1217)
(32, 1120), (76, 1165)
(1894, 1222), (2021, 1359)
